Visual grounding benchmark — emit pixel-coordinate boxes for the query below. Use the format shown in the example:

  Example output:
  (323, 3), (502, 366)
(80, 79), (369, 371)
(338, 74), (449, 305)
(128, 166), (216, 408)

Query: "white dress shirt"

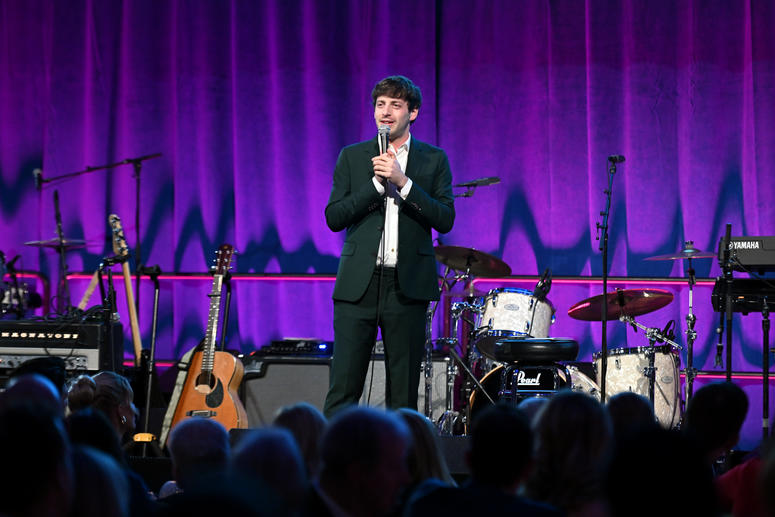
(372, 134), (413, 267)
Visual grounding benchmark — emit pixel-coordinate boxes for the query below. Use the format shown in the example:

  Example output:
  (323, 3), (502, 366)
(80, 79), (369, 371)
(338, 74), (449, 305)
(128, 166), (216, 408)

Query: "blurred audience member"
(525, 391), (612, 516)
(407, 403), (561, 517)
(0, 405), (74, 517)
(1, 373), (63, 416)
(517, 396), (549, 425)
(608, 428), (719, 517)
(70, 445), (130, 517)
(160, 418), (230, 498)
(232, 427), (308, 516)
(67, 408), (157, 515)
(67, 371), (139, 441)
(397, 408), (456, 488)
(302, 406), (411, 517)
(9, 356), (67, 406)
(273, 402), (327, 479)
(682, 382), (748, 471)
(606, 391), (657, 438)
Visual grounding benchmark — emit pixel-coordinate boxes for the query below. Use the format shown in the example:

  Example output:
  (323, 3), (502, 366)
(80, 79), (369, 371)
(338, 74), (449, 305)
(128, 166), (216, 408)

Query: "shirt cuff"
(372, 176), (386, 195)
(398, 178), (413, 199)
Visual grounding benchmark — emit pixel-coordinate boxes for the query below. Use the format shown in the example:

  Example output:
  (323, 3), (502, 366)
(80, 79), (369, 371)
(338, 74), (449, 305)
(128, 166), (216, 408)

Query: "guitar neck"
(201, 274), (224, 373)
(120, 261), (143, 366)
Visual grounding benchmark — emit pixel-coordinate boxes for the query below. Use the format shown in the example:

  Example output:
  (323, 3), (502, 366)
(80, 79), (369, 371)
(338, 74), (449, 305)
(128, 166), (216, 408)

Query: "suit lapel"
(405, 138), (425, 181)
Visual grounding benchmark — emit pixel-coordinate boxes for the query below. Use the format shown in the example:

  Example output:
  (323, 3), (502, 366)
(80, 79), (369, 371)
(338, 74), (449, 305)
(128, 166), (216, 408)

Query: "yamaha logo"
(730, 240), (761, 250)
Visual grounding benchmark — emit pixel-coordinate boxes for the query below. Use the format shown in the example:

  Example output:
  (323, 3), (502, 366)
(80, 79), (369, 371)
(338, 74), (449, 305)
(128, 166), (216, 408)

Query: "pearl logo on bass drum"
(516, 370), (542, 386)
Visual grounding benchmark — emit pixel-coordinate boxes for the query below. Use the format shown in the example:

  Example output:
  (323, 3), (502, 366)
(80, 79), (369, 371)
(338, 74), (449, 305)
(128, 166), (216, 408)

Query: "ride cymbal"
(567, 288), (673, 321)
(435, 245), (511, 277)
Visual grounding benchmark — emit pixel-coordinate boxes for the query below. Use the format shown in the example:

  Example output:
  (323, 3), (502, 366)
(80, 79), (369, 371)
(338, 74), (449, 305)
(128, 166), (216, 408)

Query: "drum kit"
(429, 240), (716, 433)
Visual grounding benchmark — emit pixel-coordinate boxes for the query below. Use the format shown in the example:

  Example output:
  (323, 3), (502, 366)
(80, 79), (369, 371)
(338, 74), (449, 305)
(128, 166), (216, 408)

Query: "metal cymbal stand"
(685, 257), (698, 402)
(620, 314), (682, 409)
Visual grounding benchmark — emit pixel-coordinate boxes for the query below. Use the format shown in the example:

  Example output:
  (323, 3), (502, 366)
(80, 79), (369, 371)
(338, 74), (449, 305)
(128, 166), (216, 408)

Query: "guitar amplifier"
(0, 320), (124, 372)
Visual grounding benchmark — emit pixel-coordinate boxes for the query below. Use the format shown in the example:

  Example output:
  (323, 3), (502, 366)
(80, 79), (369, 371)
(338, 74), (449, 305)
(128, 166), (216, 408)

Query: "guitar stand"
(134, 265), (163, 457)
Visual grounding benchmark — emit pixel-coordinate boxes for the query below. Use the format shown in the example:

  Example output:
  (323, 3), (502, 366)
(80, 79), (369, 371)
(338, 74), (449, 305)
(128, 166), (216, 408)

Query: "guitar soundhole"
(193, 372), (225, 408)
(194, 371), (216, 393)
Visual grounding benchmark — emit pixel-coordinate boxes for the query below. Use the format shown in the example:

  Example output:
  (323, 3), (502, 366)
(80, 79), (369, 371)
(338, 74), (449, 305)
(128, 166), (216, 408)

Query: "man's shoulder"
(341, 139), (375, 154)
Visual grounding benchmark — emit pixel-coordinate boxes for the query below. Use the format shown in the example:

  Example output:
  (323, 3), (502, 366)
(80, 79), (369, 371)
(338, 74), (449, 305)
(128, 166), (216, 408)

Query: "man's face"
(374, 95), (418, 143)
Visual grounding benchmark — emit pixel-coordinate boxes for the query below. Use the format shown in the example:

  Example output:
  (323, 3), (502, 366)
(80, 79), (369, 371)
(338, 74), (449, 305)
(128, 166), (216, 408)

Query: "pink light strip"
(471, 277), (717, 287)
(69, 273), (336, 282)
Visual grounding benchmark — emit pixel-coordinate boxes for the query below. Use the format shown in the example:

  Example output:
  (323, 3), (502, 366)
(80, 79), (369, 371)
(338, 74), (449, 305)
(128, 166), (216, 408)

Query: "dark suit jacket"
(325, 137), (455, 302)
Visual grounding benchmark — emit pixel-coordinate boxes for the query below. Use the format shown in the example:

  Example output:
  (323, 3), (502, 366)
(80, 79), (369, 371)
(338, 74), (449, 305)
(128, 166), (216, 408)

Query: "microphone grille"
(378, 124), (390, 135)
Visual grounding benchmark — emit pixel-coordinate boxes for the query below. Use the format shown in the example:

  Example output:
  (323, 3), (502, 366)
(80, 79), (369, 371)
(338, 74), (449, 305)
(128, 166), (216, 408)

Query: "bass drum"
(593, 345), (681, 429)
(467, 364), (570, 429)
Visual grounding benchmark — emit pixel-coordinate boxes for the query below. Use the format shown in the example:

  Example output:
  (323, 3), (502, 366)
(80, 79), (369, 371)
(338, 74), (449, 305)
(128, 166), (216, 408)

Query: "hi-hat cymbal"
(644, 241), (715, 261)
(567, 288), (674, 321)
(24, 238), (86, 250)
(435, 245), (511, 277)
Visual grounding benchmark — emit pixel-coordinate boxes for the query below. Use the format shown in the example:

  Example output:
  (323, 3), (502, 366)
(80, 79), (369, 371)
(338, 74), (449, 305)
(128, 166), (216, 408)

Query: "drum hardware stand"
(423, 300), (437, 419)
(596, 155), (623, 401)
(620, 314), (682, 410)
(762, 297), (770, 439)
(1, 252), (27, 318)
(135, 265), (163, 457)
(721, 223), (734, 380)
(685, 256), (699, 402)
(435, 302), (495, 434)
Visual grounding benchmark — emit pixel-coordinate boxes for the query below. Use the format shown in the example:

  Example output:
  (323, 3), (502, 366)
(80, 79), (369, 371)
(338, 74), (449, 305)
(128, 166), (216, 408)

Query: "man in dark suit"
(323, 75), (455, 417)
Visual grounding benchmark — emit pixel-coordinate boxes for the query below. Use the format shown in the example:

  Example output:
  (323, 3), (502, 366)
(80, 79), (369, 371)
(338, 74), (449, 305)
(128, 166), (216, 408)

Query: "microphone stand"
(52, 190), (74, 314)
(722, 223), (734, 381)
(595, 157), (619, 403)
(136, 265), (162, 457)
(39, 153), (162, 317)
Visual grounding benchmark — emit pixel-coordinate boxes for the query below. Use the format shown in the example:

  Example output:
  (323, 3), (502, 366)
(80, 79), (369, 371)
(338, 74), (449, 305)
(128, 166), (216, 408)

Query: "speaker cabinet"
(241, 354), (451, 426)
(360, 355), (450, 422)
(242, 356), (331, 426)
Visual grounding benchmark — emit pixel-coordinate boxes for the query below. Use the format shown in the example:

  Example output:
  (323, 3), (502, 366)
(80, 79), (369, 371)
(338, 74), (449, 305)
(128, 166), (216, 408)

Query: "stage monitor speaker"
(242, 356), (331, 426)
(360, 355), (449, 422)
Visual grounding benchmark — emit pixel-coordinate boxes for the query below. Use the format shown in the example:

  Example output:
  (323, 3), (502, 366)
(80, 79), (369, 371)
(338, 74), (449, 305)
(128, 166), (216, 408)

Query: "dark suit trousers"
(323, 266), (428, 417)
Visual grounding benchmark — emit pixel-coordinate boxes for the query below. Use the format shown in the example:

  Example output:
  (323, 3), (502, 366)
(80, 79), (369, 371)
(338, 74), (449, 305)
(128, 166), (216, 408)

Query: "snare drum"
(593, 345), (681, 429)
(474, 287), (555, 359)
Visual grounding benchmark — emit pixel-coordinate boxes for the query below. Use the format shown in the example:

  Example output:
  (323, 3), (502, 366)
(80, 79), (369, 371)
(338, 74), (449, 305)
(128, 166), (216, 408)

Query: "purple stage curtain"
(2, 0), (775, 382)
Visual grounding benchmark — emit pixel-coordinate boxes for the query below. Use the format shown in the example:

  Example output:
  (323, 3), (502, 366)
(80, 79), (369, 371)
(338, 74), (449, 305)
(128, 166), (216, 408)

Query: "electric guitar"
(168, 244), (248, 433)
(109, 214), (143, 366)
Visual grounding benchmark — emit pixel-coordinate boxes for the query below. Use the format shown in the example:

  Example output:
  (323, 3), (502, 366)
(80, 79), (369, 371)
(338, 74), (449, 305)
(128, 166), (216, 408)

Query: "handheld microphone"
(33, 168), (42, 190)
(607, 155), (625, 163)
(378, 125), (390, 155)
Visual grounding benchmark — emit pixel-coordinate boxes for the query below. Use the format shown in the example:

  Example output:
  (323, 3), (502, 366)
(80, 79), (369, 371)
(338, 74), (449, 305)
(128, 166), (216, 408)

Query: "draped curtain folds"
(1, 0), (774, 371)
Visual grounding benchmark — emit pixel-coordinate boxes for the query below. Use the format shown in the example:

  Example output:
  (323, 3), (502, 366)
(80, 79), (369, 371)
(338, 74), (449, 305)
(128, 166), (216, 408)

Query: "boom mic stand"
(38, 153), (162, 317)
(595, 156), (622, 402)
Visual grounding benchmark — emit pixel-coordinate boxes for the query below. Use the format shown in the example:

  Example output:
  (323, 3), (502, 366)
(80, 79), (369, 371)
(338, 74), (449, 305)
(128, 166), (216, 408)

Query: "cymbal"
(644, 242), (715, 261)
(435, 245), (511, 277)
(567, 288), (673, 321)
(24, 238), (86, 250)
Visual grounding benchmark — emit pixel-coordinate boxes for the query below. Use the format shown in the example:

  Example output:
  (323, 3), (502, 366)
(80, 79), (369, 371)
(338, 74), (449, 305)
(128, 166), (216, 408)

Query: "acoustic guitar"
(168, 244), (248, 433)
